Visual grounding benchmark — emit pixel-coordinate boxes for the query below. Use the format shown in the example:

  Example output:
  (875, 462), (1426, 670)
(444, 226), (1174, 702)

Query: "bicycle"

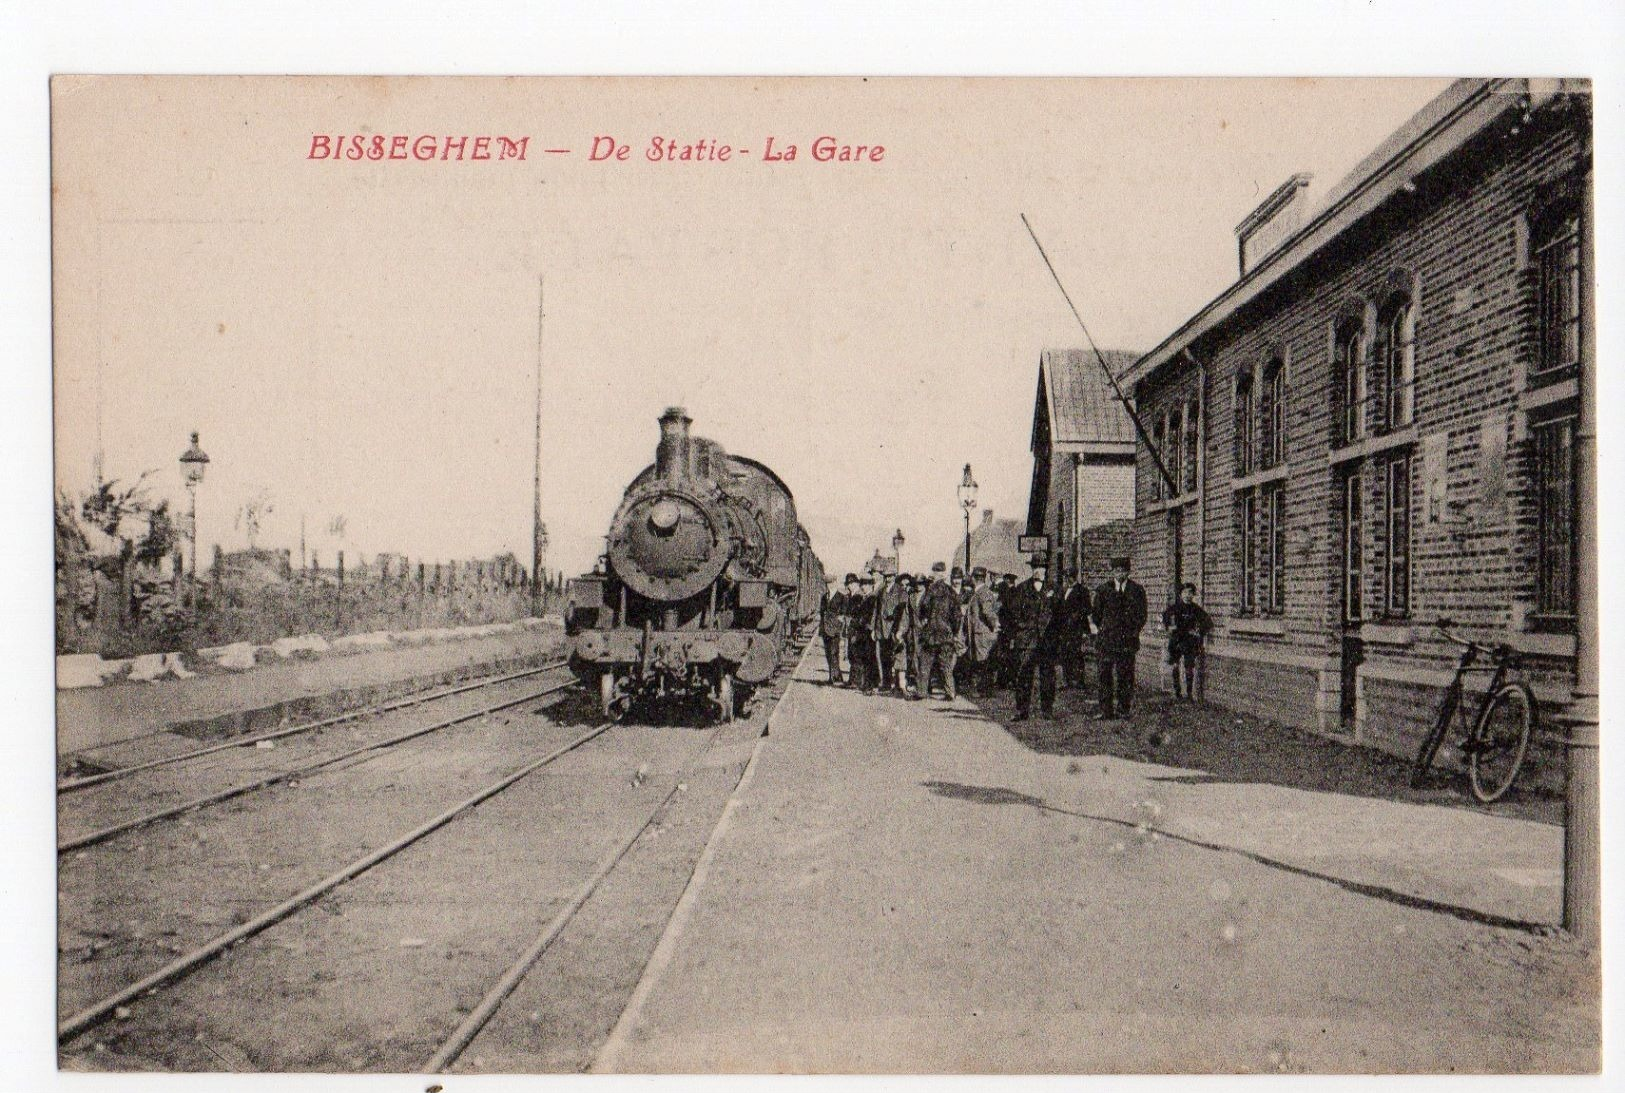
(1410, 617), (1536, 803)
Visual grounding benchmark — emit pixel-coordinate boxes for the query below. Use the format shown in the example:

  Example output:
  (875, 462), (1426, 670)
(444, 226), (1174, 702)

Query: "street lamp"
(892, 528), (905, 575)
(179, 431), (210, 579)
(957, 463), (978, 573)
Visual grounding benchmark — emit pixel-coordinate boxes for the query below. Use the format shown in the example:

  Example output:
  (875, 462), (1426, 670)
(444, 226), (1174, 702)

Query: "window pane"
(1344, 473), (1362, 622)
(1183, 399), (1199, 494)
(1237, 379), (1254, 475)
(1385, 457), (1411, 616)
(1348, 330), (1366, 441)
(1537, 216), (1581, 374)
(1168, 406), (1182, 495)
(1536, 416), (1578, 617)
(1269, 484), (1286, 613)
(1239, 493), (1256, 613)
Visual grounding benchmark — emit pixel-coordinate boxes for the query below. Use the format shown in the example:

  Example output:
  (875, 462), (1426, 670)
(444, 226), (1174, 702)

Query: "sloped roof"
(1035, 348), (1139, 450)
(939, 510), (1031, 577)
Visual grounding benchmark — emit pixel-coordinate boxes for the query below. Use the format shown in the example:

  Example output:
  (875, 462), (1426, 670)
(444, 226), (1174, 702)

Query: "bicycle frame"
(1445, 651), (1513, 751)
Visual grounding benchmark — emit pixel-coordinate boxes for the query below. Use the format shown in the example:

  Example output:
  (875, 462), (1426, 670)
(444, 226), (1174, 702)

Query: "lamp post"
(892, 528), (905, 576)
(178, 431), (210, 579)
(957, 463), (978, 573)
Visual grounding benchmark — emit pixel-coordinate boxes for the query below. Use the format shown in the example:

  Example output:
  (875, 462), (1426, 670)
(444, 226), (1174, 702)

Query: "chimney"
(981, 508), (994, 526)
(656, 406), (692, 482)
(1235, 173), (1313, 277)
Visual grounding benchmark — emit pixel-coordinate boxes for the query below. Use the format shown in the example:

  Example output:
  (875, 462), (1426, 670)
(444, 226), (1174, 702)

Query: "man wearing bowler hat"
(1090, 555), (1148, 719)
(1007, 557), (1063, 720)
(820, 574), (853, 686)
(918, 561), (963, 700)
(962, 566), (1001, 696)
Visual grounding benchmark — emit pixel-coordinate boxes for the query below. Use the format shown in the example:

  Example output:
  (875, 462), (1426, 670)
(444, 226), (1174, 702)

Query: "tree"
(236, 489), (277, 551)
(67, 473), (178, 566)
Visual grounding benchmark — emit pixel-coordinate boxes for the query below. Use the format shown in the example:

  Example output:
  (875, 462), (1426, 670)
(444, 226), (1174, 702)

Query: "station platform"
(55, 623), (564, 758)
(597, 653), (1591, 1073)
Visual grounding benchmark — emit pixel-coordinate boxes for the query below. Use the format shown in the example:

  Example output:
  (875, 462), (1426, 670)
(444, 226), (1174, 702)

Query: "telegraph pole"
(531, 276), (546, 615)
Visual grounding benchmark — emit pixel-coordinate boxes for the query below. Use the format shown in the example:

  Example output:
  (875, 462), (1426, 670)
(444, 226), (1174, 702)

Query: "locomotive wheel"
(717, 673), (735, 723)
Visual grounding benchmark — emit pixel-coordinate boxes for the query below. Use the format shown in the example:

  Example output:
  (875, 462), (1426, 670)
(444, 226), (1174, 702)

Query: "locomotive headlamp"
(648, 499), (682, 532)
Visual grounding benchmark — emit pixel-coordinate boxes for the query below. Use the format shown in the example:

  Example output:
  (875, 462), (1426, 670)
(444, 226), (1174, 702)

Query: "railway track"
(430, 639), (808, 1072)
(58, 639), (812, 1069)
(57, 656), (578, 851)
(58, 717), (617, 1042)
(58, 658), (570, 793)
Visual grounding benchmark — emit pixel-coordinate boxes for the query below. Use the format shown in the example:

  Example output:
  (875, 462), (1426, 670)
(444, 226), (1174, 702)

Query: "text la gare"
(590, 135), (885, 163)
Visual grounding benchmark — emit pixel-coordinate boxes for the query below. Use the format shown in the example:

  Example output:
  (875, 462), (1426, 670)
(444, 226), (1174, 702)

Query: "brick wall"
(1128, 95), (1588, 767)
(1077, 460), (1134, 531)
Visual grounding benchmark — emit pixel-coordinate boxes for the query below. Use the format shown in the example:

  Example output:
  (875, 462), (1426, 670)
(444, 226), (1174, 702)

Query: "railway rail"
(59, 639), (811, 1067)
(58, 717), (617, 1043)
(430, 640), (805, 1072)
(59, 658), (570, 793)
(58, 659), (578, 857)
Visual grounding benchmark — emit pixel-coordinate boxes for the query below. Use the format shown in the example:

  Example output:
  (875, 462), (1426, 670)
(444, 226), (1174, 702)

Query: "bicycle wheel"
(1468, 682), (1534, 803)
(1412, 683), (1459, 786)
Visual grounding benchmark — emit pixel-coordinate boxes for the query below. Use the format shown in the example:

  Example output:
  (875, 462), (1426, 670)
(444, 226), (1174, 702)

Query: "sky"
(52, 76), (1456, 579)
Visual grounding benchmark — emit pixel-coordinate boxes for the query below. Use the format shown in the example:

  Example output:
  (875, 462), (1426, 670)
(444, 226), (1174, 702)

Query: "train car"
(566, 407), (824, 721)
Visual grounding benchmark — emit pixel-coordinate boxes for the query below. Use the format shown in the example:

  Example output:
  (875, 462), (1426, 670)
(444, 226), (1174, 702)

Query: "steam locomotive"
(566, 408), (825, 721)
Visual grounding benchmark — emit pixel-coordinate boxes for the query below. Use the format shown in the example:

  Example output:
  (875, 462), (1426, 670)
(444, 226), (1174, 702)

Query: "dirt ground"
(599, 662), (1598, 1074)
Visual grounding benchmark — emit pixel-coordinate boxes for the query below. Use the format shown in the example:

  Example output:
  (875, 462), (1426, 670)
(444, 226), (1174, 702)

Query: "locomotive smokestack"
(656, 406), (693, 482)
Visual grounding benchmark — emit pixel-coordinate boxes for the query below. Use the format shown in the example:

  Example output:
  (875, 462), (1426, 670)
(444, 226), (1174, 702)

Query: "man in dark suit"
(1090, 555), (1148, 719)
(1058, 575), (1093, 690)
(1006, 559), (1063, 720)
(846, 575), (876, 693)
(820, 574), (853, 685)
(918, 561), (963, 699)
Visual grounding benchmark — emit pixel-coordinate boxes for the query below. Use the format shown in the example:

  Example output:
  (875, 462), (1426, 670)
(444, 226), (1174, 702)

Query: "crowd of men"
(818, 554), (1208, 721)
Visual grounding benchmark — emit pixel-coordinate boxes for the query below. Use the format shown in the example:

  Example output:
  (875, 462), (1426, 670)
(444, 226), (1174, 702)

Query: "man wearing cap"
(918, 561), (963, 700)
(1090, 555), (1149, 719)
(820, 574), (855, 686)
(962, 566), (1001, 695)
(1006, 558), (1063, 720)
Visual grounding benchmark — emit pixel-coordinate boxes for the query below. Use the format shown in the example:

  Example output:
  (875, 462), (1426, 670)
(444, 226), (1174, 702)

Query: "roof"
(940, 510), (1031, 577)
(1120, 78), (1538, 391)
(1033, 347), (1139, 453)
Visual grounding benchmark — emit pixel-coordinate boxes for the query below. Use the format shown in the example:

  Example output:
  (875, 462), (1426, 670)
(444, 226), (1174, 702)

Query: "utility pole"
(531, 275), (546, 616)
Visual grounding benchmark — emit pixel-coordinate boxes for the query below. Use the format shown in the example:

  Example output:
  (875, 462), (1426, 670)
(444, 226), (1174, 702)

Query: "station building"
(1026, 347), (1140, 583)
(1118, 78), (1593, 770)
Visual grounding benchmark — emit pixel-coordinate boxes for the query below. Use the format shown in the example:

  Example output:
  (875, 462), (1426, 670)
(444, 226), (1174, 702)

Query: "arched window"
(1334, 318), (1367, 445)
(1380, 296), (1415, 430)
(1181, 396), (1199, 494)
(1167, 403), (1184, 495)
(1260, 357), (1286, 468)
(1151, 414), (1167, 500)
(1235, 372), (1254, 476)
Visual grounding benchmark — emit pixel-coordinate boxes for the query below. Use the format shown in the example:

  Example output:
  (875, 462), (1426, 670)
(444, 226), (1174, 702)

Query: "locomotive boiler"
(567, 407), (825, 721)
